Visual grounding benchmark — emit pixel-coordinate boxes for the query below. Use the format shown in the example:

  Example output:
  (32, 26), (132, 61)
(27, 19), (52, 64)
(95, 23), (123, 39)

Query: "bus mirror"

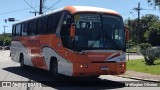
(70, 23), (75, 39)
(125, 26), (129, 42)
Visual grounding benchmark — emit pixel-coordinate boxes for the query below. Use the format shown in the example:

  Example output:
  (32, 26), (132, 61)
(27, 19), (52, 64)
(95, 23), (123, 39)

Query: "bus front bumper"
(72, 62), (126, 77)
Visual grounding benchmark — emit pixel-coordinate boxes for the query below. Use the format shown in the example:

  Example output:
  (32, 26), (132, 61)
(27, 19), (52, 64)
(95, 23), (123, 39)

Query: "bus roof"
(13, 6), (121, 25)
(64, 6), (120, 16)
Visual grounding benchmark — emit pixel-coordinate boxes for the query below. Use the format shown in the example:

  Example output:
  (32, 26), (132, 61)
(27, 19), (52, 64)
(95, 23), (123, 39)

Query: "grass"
(126, 48), (137, 53)
(127, 59), (160, 75)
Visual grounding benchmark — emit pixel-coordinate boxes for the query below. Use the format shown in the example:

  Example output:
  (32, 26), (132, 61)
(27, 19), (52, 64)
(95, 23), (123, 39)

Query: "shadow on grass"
(144, 63), (160, 66)
(140, 59), (160, 66)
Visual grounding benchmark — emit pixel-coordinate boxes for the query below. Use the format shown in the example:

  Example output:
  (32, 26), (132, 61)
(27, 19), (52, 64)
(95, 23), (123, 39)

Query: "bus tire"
(19, 54), (25, 68)
(50, 58), (59, 78)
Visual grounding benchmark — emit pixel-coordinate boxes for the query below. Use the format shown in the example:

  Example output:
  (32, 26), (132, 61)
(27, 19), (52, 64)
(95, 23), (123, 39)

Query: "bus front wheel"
(50, 59), (59, 78)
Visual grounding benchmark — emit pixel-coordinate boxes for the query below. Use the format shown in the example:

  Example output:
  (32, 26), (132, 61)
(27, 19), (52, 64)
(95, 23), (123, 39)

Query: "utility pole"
(137, 2), (140, 23)
(133, 2), (141, 23)
(39, 0), (43, 14)
(3, 26), (8, 35)
(30, 11), (39, 16)
(3, 26), (8, 46)
(133, 2), (142, 43)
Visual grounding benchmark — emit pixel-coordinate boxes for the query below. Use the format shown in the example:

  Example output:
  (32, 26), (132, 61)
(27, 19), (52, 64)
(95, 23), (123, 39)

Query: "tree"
(125, 14), (159, 44)
(125, 18), (139, 43)
(0, 38), (3, 46)
(0, 33), (12, 46)
(140, 14), (159, 43)
(148, 0), (160, 9)
(145, 21), (160, 46)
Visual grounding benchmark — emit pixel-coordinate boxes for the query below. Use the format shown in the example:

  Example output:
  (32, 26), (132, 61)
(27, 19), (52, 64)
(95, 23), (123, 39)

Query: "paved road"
(0, 50), (159, 90)
(126, 53), (144, 60)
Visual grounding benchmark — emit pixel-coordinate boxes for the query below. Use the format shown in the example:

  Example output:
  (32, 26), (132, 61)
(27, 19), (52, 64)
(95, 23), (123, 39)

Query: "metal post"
(128, 30), (130, 61)
(39, 0), (43, 14)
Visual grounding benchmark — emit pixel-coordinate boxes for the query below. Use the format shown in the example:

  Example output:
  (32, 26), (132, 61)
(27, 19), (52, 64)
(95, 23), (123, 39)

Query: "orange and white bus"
(11, 6), (127, 78)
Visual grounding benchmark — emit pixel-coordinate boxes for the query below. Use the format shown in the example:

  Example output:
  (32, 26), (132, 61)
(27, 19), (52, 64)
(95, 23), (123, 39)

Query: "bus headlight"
(80, 64), (88, 68)
(80, 65), (83, 68)
(119, 64), (125, 67)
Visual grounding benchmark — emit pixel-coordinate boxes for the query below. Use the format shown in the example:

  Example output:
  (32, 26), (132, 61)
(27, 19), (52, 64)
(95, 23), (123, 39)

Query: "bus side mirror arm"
(70, 23), (75, 39)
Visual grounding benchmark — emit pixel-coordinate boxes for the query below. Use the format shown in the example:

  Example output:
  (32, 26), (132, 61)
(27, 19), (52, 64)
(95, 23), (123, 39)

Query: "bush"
(139, 43), (151, 51)
(139, 43), (151, 57)
(153, 48), (160, 59)
(139, 43), (156, 65)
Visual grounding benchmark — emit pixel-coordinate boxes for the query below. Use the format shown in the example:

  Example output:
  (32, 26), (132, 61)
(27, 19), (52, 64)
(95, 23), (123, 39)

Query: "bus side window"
(37, 17), (47, 34)
(60, 13), (72, 48)
(28, 20), (37, 35)
(15, 24), (21, 36)
(21, 22), (28, 36)
(47, 12), (62, 34)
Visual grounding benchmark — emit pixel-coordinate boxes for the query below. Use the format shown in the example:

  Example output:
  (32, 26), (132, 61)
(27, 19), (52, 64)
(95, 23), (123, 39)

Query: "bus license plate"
(101, 67), (109, 71)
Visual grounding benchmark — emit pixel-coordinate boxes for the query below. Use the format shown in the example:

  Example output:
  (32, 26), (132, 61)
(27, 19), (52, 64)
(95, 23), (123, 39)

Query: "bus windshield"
(74, 13), (125, 51)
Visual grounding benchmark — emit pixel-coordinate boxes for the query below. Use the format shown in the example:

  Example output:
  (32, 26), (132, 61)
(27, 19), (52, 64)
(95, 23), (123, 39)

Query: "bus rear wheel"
(20, 54), (25, 68)
(50, 59), (59, 78)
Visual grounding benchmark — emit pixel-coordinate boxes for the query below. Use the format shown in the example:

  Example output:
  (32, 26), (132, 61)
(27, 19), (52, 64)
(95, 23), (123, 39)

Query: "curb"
(117, 75), (160, 83)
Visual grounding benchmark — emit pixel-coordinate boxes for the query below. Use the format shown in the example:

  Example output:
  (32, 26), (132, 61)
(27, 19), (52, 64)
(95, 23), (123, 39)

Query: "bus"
(11, 6), (127, 78)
